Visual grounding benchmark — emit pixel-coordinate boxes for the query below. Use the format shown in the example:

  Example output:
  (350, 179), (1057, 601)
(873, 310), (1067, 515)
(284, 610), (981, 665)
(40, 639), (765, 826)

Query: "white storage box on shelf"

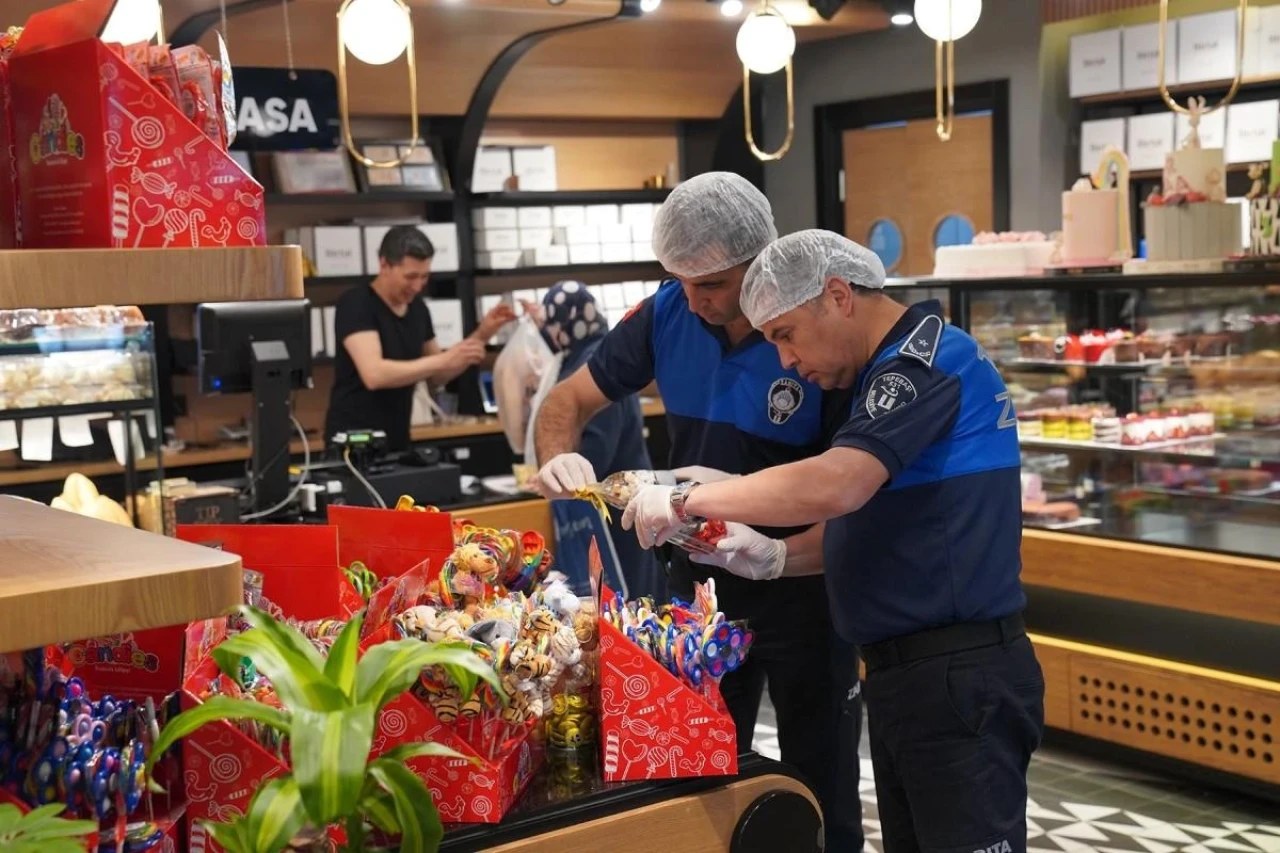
(473, 207), (518, 230)
(1226, 100), (1279, 163)
(518, 228), (554, 250)
(478, 250), (523, 270)
(552, 206), (587, 228)
(512, 146), (557, 191)
(419, 223), (460, 273)
(475, 229), (520, 252)
(473, 147), (514, 193)
(1177, 10), (1239, 83)
(517, 207), (554, 229)
(1070, 29), (1122, 98)
(1127, 113), (1176, 171)
(1122, 23), (1178, 90)
(1080, 119), (1126, 177)
(289, 226), (363, 277)
(570, 245), (603, 265)
(524, 246), (570, 267)
(585, 205), (621, 227)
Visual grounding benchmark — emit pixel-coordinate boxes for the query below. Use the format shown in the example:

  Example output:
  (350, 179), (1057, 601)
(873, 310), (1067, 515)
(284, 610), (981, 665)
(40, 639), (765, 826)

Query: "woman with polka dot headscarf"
(531, 281), (664, 600)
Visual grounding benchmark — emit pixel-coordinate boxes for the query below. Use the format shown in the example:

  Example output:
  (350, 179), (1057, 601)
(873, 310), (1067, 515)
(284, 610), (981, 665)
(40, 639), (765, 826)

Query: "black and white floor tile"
(752, 699), (1280, 853)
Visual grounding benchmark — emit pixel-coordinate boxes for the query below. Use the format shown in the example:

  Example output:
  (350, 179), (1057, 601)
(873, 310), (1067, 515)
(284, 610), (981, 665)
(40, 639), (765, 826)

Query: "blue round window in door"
(867, 218), (904, 273)
(933, 214), (976, 249)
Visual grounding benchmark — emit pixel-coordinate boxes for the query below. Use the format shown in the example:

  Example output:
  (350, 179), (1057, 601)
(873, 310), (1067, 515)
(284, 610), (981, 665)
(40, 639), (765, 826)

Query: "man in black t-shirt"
(325, 225), (515, 450)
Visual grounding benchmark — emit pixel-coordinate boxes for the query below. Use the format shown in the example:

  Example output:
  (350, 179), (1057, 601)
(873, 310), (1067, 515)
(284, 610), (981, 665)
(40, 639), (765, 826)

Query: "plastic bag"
(493, 316), (558, 454)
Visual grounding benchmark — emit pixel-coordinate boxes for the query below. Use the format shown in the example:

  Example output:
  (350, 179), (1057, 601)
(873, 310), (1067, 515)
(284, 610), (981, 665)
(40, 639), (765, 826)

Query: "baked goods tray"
(1019, 434), (1226, 453)
(0, 398), (155, 422)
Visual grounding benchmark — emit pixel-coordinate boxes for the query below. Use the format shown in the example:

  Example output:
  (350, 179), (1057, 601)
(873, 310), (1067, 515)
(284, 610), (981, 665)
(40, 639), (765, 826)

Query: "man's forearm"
(364, 354), (456, 390)
(684, 453), (865, 528)
(779, 523), (826, 577)
(533, 384), (587, 462)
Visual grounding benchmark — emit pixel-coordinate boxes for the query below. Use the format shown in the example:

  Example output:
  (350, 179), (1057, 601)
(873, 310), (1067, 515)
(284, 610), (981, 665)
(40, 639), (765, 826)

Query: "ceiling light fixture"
(640, 0), (662, 11)
(890, 11), (913, 25)
(737, 0), (794, 161)
(721, 0), (744, 18)
(101, 0), (162, 45)
(913, 0), (981, 141)
(337, 0), (418, 168)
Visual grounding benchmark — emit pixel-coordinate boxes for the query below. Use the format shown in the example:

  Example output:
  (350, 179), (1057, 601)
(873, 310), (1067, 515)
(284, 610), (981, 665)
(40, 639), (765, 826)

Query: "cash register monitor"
(196, 299), (313, 514)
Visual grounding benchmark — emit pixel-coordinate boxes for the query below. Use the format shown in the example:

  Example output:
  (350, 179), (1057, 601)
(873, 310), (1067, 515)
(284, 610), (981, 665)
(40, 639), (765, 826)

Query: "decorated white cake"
(932, 231), (1056, 278)
(1142, 98), (1242, 265)
(1060, 146), (1133, 266)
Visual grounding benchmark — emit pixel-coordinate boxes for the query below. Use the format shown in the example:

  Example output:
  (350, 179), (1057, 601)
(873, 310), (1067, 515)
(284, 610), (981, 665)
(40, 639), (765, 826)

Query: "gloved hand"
(672, 465), (739, 484)
(620, 484), (680, 548)
(690, 522), (786, 580)
(533, 453), (597, 500)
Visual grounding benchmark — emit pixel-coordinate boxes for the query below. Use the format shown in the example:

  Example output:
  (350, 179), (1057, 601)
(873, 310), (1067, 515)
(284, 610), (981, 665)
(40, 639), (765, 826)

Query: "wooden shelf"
(265, 191), (453, 205)
(1077, 74), (1280, 106)
(470, 190), (670, 206)
(476, 262), (665, 292)
(0, 247), (305, 309)
(0, 496), (242, 652)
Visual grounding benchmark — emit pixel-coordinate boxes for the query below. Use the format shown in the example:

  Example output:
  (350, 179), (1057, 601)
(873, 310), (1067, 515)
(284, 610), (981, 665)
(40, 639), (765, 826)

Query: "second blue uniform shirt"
(823, 300), (1027, 645)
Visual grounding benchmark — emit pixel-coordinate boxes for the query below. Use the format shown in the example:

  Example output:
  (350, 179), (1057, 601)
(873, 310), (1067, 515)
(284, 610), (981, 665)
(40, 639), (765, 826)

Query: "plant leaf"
(146, 696), (291, 778)
(366, 758), (444, 853)
(213, 629), (347, 711)
(380, 741), (472, 765)
(15, 815), (98, 841)
(10, 803), (74, 837)
(356, 640), (501, 711)
(245, 776), (307, 853)
(202, 818), (255, 853)
(12, 841), (92, 853)
(289, 704), (375, 826)
(323, 612), (364, 699)
(359, 790), (402, 835)
(240, 605), (328, 672)
(0, 803), (20, 835)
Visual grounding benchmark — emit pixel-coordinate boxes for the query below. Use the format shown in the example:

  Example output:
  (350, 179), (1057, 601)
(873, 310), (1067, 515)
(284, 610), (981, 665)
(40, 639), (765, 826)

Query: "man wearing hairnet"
(624, 229), (1045, 853)
(533, 176), (863, 851)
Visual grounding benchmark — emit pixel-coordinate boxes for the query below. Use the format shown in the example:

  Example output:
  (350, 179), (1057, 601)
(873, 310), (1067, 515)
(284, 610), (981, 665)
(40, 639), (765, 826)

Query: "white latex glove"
(672, 466), (739, 484)
(620, 484), (679, 548)
(533, 453), (597, 500)
(689, 522), (786, 580)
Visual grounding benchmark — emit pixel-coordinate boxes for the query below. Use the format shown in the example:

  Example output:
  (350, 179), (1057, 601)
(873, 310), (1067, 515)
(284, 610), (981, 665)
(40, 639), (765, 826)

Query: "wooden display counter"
(0, 495), (241, 651)
(441, 754), (823, 853)
(0, 246), (303, 309)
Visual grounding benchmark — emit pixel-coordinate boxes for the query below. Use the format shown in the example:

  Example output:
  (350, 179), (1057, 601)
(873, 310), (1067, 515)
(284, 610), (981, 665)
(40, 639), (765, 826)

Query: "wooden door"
(843, 113), (993, 277)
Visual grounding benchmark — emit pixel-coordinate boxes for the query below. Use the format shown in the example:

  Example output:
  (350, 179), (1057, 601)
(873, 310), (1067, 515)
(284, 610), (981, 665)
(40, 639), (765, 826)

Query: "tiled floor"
(751, 698), (1280, 852)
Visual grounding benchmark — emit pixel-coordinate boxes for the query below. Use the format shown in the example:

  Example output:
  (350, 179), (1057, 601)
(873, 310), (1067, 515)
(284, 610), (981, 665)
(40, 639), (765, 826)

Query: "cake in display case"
(899, 273), (1280, 559)
(1137, 99), (1243, 272)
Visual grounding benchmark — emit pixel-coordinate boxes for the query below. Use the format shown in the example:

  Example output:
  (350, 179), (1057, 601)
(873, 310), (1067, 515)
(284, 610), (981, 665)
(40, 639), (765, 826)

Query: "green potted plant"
(148, 606), (502, 853)
(0, 803), (98, 853)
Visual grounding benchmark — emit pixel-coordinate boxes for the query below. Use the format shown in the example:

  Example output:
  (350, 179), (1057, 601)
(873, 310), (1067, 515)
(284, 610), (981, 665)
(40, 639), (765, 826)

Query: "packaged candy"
(122, 42), (149, 81)
(579, 470), (726, 555)
(172, 46), (222, 147)
(146, 45), (181, 108)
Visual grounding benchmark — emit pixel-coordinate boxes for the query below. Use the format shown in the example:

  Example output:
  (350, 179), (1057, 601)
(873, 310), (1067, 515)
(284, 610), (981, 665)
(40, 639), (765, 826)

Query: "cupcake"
(1017, 332), (1055, 361)
(1137, 333), (1167, 361)
(1017, 411), (1044, 438)
(1067, 413), (1094, 441)
(1113, 333), (1139, 363)
(1122, 414), (1148, 446)
(1092, 416), (1122, 444)
(1188, 405), (1216, 436)
(1162, 408), (1190, 440)
(1042, 410), (1068, 439)
(1169, 335), (1195, 358)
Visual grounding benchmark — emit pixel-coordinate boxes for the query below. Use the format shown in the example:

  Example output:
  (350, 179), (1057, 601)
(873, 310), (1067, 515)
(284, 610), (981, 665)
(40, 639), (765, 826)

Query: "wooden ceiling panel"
(7, 0), (885, 119)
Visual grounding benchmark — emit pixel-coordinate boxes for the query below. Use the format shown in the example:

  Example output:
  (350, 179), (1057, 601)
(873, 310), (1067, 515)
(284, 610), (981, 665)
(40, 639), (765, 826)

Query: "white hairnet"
(741, 229), (886, 328)
(652, 172), (778, 279)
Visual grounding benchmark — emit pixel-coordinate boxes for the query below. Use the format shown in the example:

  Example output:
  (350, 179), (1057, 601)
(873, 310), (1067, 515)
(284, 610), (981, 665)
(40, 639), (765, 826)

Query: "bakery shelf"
(931, 270), (1280, 292)
(1001, 358), (1151, 374)
(0, 246), (304, 308)
(475, 262), (666, 292)
(1021, 433), (1280, 466)
(470, 190), (670, 207)
(265, 191), (453, 205)
(1076, 74), (1280, 106)
(1141, 482), (1280, 505)
(0, 399), (155, 423)
(0, 495), (241, 652)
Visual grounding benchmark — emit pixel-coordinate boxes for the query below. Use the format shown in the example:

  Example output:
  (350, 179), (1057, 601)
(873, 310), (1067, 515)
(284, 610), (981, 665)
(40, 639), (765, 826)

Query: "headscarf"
(540, 281), (605, 354)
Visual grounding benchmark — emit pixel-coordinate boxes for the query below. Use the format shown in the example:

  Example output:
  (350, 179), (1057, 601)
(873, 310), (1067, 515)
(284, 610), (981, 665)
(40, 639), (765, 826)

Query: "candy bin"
(597, 580), (746, 782)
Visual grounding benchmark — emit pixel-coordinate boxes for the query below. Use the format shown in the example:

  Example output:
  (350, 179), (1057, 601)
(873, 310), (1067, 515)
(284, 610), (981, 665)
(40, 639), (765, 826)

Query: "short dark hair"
(379, 225), (434, 264)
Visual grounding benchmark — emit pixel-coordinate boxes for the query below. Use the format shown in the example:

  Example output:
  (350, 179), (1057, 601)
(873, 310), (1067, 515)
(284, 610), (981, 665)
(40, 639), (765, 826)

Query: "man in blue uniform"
(625, 229), (1045, 853)
(533, 175), (863, 852)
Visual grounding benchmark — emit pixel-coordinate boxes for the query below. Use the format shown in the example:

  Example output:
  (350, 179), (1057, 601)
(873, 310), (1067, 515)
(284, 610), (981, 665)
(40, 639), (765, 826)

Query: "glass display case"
(0, 305), (161, 512)
(925, 273), (1280, 561)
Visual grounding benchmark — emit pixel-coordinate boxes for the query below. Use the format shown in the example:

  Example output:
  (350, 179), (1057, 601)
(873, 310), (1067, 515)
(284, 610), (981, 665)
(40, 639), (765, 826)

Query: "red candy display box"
(596, 588), (738, 783)
(6, 0), (263, 248)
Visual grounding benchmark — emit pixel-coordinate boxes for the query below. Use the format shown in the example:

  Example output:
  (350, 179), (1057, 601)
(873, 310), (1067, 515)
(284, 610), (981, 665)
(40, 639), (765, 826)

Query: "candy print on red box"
(596, 616), (738, 782)
(328, 505), (455, 582)
(6, 0), (264, 249)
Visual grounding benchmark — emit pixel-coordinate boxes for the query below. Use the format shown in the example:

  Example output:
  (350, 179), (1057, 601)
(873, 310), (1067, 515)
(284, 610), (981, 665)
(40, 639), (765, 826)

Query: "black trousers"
(669, 558), (865, 853)
(865, 634), (1045, 853)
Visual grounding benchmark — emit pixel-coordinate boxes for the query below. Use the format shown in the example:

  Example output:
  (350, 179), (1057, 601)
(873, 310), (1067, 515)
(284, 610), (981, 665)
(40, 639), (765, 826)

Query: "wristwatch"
(670, 481), (706, 525)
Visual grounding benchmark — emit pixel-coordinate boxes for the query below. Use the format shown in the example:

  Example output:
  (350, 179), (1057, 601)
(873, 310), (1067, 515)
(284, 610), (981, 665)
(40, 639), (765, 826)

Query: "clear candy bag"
(580, 470), (726, 555)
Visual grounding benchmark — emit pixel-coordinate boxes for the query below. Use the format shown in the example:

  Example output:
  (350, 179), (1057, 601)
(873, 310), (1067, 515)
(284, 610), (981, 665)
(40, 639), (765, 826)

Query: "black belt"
(861, 613), (1026, 672)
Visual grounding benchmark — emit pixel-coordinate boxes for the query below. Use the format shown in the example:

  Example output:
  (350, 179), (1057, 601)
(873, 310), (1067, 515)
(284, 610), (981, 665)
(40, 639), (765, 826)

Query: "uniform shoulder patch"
(864, 372), (918, 419)
(898, 314), (944, 369)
